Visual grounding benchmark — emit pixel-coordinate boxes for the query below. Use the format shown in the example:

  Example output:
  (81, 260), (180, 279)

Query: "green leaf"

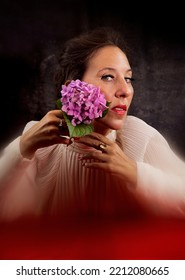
(55, 99), (62, 109)
(101, 101), (111, 118)
(63, 113), (94, 138)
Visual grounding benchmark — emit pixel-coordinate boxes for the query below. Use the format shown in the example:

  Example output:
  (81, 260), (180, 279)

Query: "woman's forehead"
(87, 45), (130, 71)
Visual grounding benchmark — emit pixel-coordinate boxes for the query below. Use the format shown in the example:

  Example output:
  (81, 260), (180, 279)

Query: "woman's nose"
(115, 80), (132, 98)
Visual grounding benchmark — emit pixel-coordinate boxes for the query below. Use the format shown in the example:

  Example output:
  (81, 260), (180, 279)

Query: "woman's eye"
(125, 77), (135, 83)
(101, 74), (114, 81)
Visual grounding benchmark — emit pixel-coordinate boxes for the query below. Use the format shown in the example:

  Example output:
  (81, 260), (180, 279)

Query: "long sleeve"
(0, 121), (37, 186)
(121, 116), (185, 217)
(1, 116), (185, 221)
(0, 122), (42, 220)
(0, 137), (23, 183)
(136, 134), (185, 217)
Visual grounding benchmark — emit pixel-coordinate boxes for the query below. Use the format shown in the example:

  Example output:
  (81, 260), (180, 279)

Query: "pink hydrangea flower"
(60, 79), (108, 126)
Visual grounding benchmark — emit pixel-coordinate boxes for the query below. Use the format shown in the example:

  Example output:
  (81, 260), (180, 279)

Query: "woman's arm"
(0, 110), (70, 183)
(0, 137), (29, 184)
(78, 125), (185, 217)
(135, 133), (185, 217)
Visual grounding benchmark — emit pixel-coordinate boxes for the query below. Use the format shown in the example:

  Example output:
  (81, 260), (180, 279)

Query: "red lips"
(112, 104), (127, 110)
(110, 104), (127, 116)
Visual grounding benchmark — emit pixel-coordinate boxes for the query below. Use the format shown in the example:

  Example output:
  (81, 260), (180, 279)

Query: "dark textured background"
(1, 0), (185, 158)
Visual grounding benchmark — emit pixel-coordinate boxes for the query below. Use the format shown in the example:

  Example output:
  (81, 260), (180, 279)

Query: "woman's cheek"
(101, 87), (114, 102)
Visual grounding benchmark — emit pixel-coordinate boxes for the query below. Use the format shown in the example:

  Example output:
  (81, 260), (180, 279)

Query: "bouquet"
(56, 79), (110, 138)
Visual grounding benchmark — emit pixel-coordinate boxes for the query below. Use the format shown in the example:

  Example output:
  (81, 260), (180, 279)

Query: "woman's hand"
(20, 110), (71, 159)
(78, 132), (137, 186)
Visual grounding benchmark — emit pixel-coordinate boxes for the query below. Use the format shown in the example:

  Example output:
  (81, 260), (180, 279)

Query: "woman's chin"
(94, 119), (125, 133)
(109, 123), (124, 131)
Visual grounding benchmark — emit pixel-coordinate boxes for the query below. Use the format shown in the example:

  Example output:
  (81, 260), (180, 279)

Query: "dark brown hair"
(55, 27), (130, 96)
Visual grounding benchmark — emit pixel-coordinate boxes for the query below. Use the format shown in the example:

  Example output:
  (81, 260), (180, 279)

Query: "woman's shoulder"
(119, 115), (166, 147)
(124, 115), (160, 136)
(125, 115), (151, 127)
(116, 115), (167, 160)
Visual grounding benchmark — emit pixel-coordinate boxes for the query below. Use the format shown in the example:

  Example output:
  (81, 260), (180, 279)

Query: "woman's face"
(82, 45), (134, 135)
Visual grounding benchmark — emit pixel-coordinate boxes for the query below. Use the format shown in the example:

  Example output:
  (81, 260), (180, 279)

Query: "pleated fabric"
(0, 116), (185, 221)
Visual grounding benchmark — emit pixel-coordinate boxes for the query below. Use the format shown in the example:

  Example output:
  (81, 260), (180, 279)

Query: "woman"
(0, 27), (185, 221)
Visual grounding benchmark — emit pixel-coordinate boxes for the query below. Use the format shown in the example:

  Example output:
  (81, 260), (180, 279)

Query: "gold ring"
(98, 143), (107, 151)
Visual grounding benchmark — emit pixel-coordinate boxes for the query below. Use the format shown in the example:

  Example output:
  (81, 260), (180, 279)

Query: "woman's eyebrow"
(98, 67), (132, 74)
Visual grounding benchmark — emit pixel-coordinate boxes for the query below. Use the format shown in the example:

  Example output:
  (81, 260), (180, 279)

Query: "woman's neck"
(93, 122), (112, 136)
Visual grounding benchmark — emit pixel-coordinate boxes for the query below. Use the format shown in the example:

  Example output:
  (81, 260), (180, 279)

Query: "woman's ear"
(65, 80), (71, 86)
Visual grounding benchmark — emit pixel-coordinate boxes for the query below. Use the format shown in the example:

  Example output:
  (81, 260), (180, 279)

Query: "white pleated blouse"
(0, 115), (185, 221)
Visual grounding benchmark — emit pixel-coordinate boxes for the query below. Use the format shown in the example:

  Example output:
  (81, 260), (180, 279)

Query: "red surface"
(1, 216), (185, 260)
